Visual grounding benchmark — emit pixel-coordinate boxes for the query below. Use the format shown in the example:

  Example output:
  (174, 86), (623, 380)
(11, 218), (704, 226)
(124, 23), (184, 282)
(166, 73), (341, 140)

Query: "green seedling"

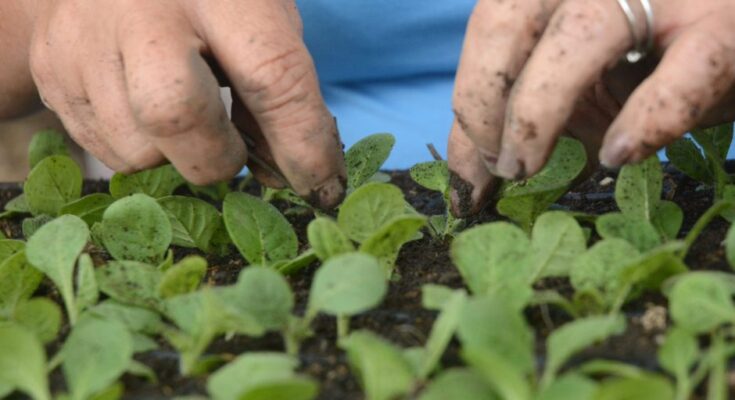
(158, 195), (226, 254)
(345, 133), (396, 190)
(98, 194), (172, 263)
(28, 129), (69, 169)
(207, 353), (318, 400)
(0, 323), (51, 400)
(109, 163), (185, 199)
(59, 193), (115, 227)
(410, 160), (463, 238)
(24, 155), (82, 217)
(496, 137), (587, 231)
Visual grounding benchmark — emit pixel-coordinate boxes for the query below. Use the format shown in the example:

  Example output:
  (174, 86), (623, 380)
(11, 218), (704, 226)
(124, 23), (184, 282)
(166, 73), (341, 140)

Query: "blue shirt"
(298, 1), (475, 168)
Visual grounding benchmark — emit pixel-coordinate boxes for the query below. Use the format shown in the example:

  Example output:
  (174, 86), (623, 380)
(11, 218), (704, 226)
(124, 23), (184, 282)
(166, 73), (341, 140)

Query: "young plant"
(158, 195), (227, 254)
(410, 160), (463, 238)
(597, 156), (683, 249)
(207, 353), (318, 400)
(109, 163), (185, 199)
(345, 133), (396, 190)
(495, 137), (587, 231)
(0, 323), (51, 400)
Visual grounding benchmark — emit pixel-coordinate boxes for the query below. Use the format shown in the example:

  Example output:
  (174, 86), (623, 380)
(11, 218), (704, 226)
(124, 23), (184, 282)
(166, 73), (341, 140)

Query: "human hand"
(27, 0), (345, 208)
(448, 0), (735, 216)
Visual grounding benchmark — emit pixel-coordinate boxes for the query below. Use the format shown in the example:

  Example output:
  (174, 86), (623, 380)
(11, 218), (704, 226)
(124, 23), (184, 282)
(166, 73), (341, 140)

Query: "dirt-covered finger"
(496, 0), (631, 179)
(453, 0), (560, 170)
(447, 119), (495, 217)
(600, 23), (735, 167)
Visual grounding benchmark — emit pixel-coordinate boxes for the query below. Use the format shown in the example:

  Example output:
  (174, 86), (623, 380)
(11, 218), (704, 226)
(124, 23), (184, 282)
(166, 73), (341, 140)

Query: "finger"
(198, 0), (346, 208)
(447, 119), (496, 217)
(81, 52), (165, 173)
(121, 9), (247, 185)
(600, 22), (735, 166)
(496, 0), (631, 179)
(231, 93), (289, 189)
(452, 0), (561, 169)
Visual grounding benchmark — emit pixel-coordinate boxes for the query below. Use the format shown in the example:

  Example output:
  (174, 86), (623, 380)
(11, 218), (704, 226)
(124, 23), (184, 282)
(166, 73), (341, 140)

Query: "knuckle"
(132, 82), (211, 137)
(548, 0), (609, 41)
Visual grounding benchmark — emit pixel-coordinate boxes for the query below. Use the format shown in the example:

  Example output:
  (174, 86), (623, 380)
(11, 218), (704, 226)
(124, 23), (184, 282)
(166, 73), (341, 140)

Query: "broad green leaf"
(26, 215), (89, 325)
(109, 164), (185, 199)
(359, 215), (426, 276)
(595, 374), (675, 400)
(543, 314), (626, 385)
(497, 187), (568, 232)
(651, 200), (683, 241)
(158, 196), (223, 253)
(24, 155), (82, 216)
(0, 250), (44, 316)
(157, 256), (207, 299)
(570, 239), (640, 309)
(345, 133), (395, 189)
(88, 300), (163, 336)
(13, 298), (61, 344)
(62, 317), (133, 400)
(99, 194), (172, 263)
(451, 222), (532, 294)
(419, 368), (497, 400)
(22, 214), (53, 239)
(4, 194), (29, 214)
(233, 266), (294, 330)
(462, 345), (532, 400)
(692, 123), (733, 162)
(338, 183), (411, 243)
(618, 242), (688, 291)
(28, 129), (69, 169)
(529, 211), (587, 279)
(186, 181), (230, 202)
(596, 213), (661, 252)
(272, 248), (318, 275)
(665, 137), (711, 183)
(0, 323), (50, 400)
(307, 253), (387, 317)
(0, 239), (24, 263)
(307, 217), (354, 261)
(60, 194), (115, 226)
(410, 161), (449, 194)
(536, 373), (598, 400)
(97, 261), (162, 310)
(726, 223), (735, 270)
(421, 284), (455, 310)
(667, 272), (735, 334)
(75, 254), (99, 313)
(615, 156), (662, 221)
(207, 353), (317, 400)
(418, 290), (466, 378)
(223, 192), (297, 265)
(163, 288), (265, 374)
(340, 331), (415, 400)
(457, 295), (534, 374)
(657, 328), (698, 384)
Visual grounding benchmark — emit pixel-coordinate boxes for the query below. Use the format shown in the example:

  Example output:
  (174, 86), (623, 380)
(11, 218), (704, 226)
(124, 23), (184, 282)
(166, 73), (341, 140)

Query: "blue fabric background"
(297, 0), (475, 168)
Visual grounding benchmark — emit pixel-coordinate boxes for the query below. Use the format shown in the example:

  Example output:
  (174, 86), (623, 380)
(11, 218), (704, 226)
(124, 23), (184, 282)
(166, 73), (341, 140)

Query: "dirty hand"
(448, 0), (735, 216)
(25, 0), (345, 207)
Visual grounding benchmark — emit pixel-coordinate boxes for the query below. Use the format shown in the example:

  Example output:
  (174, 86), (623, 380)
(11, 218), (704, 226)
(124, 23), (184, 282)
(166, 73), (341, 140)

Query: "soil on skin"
(0, 166), (732, 400)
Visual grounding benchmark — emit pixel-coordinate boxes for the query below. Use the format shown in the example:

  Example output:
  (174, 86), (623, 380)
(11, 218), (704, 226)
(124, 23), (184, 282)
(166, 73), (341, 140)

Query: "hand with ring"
(448, 0), (735, 216)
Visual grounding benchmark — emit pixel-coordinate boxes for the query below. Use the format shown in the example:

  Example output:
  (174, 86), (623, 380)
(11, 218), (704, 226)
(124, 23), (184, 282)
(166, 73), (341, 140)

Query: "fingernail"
(600, 135), (632, 169)
(308, 175), (347, 210)
(495, 152), (526, 180)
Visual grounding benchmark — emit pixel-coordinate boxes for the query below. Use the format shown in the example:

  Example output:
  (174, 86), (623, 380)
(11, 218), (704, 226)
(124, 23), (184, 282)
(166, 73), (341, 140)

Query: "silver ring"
(615, 0), (654, 63)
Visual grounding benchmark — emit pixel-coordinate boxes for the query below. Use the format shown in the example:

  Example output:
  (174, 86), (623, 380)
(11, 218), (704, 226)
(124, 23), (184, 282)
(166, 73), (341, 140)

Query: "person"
(2, 0), (735, 215)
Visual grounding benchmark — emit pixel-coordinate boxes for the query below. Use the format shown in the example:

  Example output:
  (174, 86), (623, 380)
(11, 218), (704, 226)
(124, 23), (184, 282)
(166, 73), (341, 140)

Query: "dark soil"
(0, 165), (732, 400)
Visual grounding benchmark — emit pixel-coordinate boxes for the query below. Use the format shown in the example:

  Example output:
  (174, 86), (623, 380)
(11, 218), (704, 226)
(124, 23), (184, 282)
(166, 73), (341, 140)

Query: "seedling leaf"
(0, 323), (50, 400)
(594, 374), (675, 400)
(651, 200), (683, 241)
(22, 214), (53, 239)
(158, 196), (223, 253)
(345, 133), (395, 189)
(340, 331), (415, 400)
(28, 129), (69, 169)
(461, 345), (532, 400)
(536, 373), (598, 400)
(60, 194), (115, 227)
(596, 213), (661, 252)
(207, 353), (317, 400)
(233, 266), (294, 330)
(410, 161), (449, 194)
(0, 250), (44, 316)
(418, 289), (466, 379)
(97, 261), (163, 310)
(307, 253), (387, 317)
(61, 317), (133, 400)
(529, 211), (587, 279)
(223, 192), (297, 265)
(13, 298), (61, 344)
(26, 215), (89, 325)
(307, 217), (354, 261)
(667, 272), (735, 334)
(75, 254), (99, 314)
(99, 194), (172, 263)
(666, 137), (711, 183)
(657, 327), (697, 392)
(418, 368), (496, 400)
(359, 214), (426, 276)
(570, 239), (640, 310)
(157, 256), (207, 299)
(24, 155), (82, 216)
(615, 156), (662, 221)
(109, 164), (185, 199)
(338, 183), (412, 243)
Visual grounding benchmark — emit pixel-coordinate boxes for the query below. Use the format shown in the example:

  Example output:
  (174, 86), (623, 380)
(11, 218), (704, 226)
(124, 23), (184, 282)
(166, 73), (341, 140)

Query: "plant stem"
(284, 333), (300, 356)
(680, 201), (735, 259)
(336, 316), (350, 340)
